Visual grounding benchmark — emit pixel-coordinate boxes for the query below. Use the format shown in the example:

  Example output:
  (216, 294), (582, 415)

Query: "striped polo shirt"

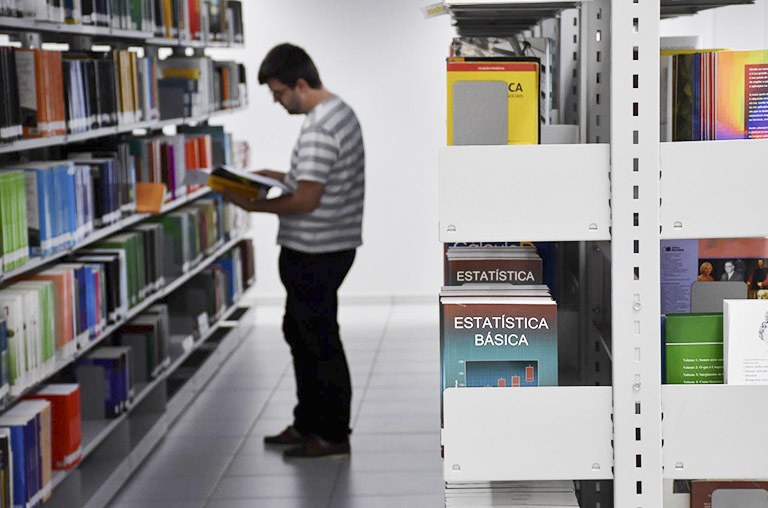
(278, 95), (365, 254)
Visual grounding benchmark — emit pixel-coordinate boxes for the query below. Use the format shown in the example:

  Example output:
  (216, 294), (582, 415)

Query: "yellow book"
(162, 68), (201, 80)
(447, 57), (540, 145)
(163, 0), (173, 38)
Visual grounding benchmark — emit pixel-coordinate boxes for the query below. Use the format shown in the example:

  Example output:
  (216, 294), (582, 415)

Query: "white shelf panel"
(442, 387), (613, 481)
(439, 144), (611, 242)
(662, 384), (768, 479)
(660, 139), (768, 239)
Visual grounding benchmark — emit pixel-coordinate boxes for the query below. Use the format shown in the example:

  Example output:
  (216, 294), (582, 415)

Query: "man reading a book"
(220, 43), (364, 458)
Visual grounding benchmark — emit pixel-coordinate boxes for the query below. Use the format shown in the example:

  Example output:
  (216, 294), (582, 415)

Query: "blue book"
(22, 166), (54, 257)
(64, 163), (78, 248)
(83, 265), (97, 338)
(0, 414), (34, 506)
(82, 356), (122, 416)
(212, 258), (236, 306)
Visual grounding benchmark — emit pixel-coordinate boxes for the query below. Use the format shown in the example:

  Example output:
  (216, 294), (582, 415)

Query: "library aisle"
(110, 302), (444, 507)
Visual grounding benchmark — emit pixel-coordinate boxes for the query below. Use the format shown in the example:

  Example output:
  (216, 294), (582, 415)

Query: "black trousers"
(278, 246), (356, 443)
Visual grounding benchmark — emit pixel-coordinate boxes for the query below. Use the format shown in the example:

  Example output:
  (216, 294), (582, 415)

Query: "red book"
(188, 0), (201, 40)
(25, 384), (82, 470)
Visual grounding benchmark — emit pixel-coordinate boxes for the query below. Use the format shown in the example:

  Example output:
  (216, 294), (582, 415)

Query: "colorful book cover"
(665, 313), (723, 384)
(447, 57), (540, 145)
(440, 296), (558, 418)
(659, 238), (768, 315)
(715, 50), (768, 139)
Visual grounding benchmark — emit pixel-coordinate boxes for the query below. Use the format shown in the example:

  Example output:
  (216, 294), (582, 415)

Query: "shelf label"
(421, 2), (447, 18)
(198, 313), (210, 336)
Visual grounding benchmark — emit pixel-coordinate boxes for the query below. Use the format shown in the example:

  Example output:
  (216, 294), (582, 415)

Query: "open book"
(187, 166), (292, 200)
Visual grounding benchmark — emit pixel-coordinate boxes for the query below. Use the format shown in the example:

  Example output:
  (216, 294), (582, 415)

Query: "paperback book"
(724, 299), (768, 384)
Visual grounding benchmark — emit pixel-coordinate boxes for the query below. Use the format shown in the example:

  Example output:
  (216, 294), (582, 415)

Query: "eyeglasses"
(270, 86), (292, 100)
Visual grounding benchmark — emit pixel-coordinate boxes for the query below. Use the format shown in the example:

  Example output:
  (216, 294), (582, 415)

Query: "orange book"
(221, 66), (230, 109)
(25, 270), (75, 358)
(47, 51), (66, 136)
(25, 385), (82, 470)
(34, 49), (50, 137)
(199, 135), (212, 169)
(135, 182), (166, 213)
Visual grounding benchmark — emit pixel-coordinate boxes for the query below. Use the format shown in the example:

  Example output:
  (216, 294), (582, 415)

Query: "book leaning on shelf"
(661, 48), (768, 141)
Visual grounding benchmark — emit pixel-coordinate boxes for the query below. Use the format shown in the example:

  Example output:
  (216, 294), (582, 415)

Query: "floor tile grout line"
(201, 320), (294, 508)
(326, 301), (396, 507)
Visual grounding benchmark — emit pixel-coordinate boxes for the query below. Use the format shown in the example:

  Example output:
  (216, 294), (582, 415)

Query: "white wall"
(660, 0), (768, 50)
(210, 1), (454, 300)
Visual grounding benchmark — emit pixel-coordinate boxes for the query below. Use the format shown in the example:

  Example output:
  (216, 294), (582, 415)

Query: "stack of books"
(440, 245), (557, 409)
(445, 481), (579, 507)
(158, 57), (247, 119)
(76, 346), (133, 418)
(113, 304), (171, 384)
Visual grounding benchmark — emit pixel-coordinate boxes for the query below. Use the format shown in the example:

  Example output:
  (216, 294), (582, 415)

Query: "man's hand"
(220, 190), (256, 212)
(256, 169), (287, 182)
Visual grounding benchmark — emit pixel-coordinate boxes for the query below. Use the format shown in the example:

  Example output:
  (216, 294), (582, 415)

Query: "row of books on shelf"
(0, 202), (250, 399)
(0, 125), (238, 274)
(439, 244), (558, 423)
(661, 238), (768, 386)
(661, 48), (768, 141)
(0, 48), (246, 143)
(442, 36), (768, 145)
(0, 0), (244, 45)
(0, 240), (253, 508)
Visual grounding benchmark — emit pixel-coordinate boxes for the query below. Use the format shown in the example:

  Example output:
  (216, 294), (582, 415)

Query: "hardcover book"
(445, 245), (543, 286)
(25, 384), (81, 470)
(440, 291), (557, 421)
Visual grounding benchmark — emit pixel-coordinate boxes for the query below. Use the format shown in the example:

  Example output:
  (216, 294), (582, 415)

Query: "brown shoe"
(264, 426), (305, 446)
(283, 436), (350, 458)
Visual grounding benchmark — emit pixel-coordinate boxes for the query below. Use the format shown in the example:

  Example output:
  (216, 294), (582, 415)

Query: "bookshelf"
(47, 291), (255, 506)
(0, 106), (247, 157)
(439, 0), (763, 506)
(0, 2), (254, 507)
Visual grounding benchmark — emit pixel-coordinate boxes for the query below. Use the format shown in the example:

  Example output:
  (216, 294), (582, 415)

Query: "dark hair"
(258, 43), (322, 89)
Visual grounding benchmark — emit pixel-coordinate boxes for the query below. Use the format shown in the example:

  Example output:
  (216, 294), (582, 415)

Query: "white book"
(725, 299), (768, 384)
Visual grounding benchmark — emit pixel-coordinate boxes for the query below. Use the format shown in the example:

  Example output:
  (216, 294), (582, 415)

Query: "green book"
(151, 213), (189, 276)
(129, 0), (143, 30)
(15, 171), (29, 268)
(95, 234), (141, 308)
(666, 313), (724, 384)
(0, 173), (8, 271)
(14, 282), (55, 367)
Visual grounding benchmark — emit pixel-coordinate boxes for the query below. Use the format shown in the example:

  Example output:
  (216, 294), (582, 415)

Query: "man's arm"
(221, 180), (324, 215)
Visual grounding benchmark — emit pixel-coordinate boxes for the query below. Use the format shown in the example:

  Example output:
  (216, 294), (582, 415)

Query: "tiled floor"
(111, 302), (445, 508)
